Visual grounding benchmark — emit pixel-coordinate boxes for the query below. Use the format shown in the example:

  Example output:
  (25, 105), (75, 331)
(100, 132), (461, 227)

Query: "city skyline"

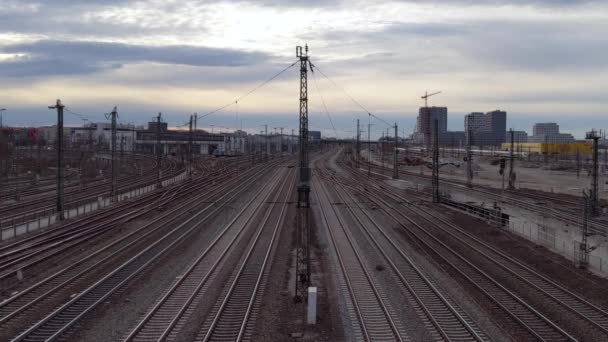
(1, 1), (606, 138)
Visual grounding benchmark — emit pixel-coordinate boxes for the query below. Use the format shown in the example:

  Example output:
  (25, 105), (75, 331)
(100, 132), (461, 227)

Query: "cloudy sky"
(0, 0), (606, 138)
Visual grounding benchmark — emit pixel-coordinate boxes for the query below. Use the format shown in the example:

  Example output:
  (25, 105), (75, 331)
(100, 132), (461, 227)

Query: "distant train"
(396, 147), (528, 158)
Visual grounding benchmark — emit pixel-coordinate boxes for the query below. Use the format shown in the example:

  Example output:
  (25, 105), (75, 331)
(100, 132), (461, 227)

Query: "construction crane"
(421, 91), (441, 108)
(421, 90), (441, 151)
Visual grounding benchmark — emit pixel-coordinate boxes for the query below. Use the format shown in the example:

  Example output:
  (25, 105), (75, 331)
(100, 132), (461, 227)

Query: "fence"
(0, 171), (188, 241)
(508, 220), (607, 274)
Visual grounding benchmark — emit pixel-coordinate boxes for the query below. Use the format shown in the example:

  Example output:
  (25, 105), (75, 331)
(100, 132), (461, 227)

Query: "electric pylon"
(295, 44), (311, 302)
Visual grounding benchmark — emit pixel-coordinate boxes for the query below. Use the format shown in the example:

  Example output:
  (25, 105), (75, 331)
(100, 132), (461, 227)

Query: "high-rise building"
(416, 106), (447, 146)
(463, 110), (507, 146)
(533, 123), (559, 136)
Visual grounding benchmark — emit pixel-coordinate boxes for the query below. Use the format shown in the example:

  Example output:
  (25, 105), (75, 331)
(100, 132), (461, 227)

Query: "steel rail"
(317, 165), (486, 341)
(362, 171), (608, 338)
(0, 162), (274, 334)
(7, 162), (283, 342)
(197, 168), (294, 342)
(312, 175), (406, 342)
(341, 164), (577, 341)
(124, 167), (294, 342)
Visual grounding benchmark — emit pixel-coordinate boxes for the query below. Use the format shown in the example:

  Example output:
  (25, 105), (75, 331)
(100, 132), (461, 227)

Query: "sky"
(0, 0), (606, 139)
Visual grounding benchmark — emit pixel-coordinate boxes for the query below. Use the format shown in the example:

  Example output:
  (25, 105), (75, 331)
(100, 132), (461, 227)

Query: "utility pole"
(367, 114), (373, 177)
(189, 114), (193, 177)
(580, 190), (591, 268)
(156, 112), (162, 188)
(432, 119), (440, 203)
(274, 127), (285, 154)
(466, 128), (473, 188)
(508, 129), (516, 190)
(381, 131), (385, 169)
(356, 119), (361, 168)
(393, 123), (399, 179)
(586, 130), (600, 216)
(295, 45), (311, 302)
(264, 124), (269, 161)
(107, 107), (118, 202)
(48, 100), (65, 220)
(291, 128), (295, 155)
(576, 148), (581, 179)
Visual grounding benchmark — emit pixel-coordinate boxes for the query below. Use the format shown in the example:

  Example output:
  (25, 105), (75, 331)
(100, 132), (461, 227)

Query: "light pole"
(0, 108), (6, 128)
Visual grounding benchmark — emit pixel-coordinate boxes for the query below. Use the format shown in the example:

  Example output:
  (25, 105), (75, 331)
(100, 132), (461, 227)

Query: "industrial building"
(70, 122), (142, 151)
(136, 122), (245, 156)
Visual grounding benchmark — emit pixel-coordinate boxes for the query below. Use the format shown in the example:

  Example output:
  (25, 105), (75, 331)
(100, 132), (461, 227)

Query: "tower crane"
(421, 91), (441, 107)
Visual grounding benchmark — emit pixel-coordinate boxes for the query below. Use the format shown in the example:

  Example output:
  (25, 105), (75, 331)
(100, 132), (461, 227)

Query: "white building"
(529, 122), (574, 143)
(69, 122), (142, 151)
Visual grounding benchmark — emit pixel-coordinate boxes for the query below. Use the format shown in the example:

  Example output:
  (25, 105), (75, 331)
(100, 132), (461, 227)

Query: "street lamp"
(0, 108), (6, 128)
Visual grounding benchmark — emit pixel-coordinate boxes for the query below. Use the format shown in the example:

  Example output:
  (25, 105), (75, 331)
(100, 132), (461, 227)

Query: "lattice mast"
(295, 45), (311, 301)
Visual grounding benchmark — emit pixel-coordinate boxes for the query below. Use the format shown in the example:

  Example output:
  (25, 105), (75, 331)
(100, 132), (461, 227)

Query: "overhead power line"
(310, 68), (337, 137)
(309, 60), (393, 128)
(65, 107), (95, 121)
(198, 59), (299, 120)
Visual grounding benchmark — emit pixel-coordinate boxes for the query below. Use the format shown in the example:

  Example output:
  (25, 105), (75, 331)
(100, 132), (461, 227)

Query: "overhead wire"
(197, 59), (299, 120)
(310, 65), (338, 138)
(309, 60), (394, 129)
(65, 107), (95, 122)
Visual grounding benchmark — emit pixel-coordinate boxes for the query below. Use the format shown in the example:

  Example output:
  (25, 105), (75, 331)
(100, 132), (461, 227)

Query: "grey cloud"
(317, 18), (608, 73)
(394, 0), (601, 6)
(0, 40), (269, 77)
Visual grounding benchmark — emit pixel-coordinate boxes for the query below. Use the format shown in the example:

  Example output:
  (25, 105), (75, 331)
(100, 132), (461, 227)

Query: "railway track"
(361, 159), (608, 235)
(0, 164), (242, 282)
(0, 160), (284, 341)
(315, 162), (488, 341)
(122, 166), (293, 341)
(0, 156), (178, 227)
(339, 157), (607, 340)
(0, 155), (261, 280)
(312, 171), (408, 342)
(193, 167), (294, 342)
